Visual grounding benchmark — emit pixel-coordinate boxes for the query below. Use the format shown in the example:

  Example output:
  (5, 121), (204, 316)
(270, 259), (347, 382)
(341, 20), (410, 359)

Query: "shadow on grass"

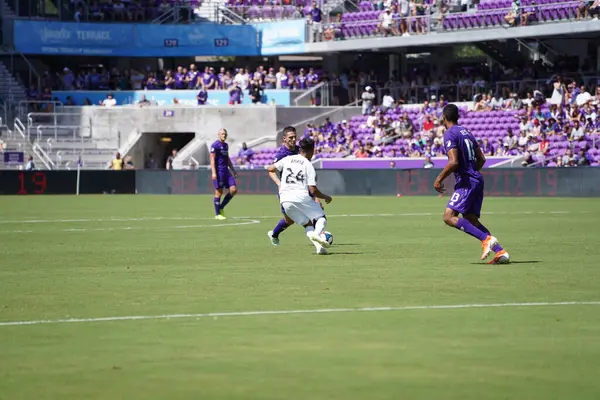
(469, 260), (541, 265)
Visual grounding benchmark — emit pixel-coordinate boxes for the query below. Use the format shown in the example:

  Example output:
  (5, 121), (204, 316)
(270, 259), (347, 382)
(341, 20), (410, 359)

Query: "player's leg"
(268, 209), (294, 246)
(281, 202), (326, 254)
(303, 201), (330, 248)
(444, 188), (490, 252)
(213, 187), (225, 219)
(218, 176), (238, 217)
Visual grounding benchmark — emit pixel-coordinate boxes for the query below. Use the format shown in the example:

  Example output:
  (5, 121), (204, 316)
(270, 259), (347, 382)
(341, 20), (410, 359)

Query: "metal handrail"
(14, 117), (26, 139)
(19, 53), (41, 92)
(32, 142), (54, 170)
(36, 125), (90, 142)
(294, 82), (326, 106)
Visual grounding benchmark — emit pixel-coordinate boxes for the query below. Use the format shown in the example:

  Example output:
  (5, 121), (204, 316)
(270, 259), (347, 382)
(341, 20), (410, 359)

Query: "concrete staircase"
(1, 0), (17, 19)
(0, 62), (27, 108)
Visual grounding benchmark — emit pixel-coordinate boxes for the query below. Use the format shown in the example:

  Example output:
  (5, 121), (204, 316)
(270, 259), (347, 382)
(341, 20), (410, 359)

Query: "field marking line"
(0, 210), (590, 225)
(59, 219), (261, 233)
(1, 301), (599, 327)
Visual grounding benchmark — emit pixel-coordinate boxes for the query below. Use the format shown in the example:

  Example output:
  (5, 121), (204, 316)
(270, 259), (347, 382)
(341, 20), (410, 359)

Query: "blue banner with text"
(52, 90), (291, 106)
(13, 20), (260, 56)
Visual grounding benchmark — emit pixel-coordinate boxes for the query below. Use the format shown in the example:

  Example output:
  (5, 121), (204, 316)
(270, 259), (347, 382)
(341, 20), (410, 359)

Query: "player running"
(266, 126), (300, 245)
(433, 104), (509, 264)
(267, 138), (332, 255)
(210, 128), (238, 220)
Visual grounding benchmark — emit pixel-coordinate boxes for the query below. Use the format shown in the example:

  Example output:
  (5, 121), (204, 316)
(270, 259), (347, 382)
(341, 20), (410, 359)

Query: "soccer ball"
(323, 231), (334, 246)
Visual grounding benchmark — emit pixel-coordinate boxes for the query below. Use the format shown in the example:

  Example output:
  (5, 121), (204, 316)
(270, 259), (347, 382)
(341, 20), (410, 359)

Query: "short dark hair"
(442, 104), (459, 124)
(299, 138), (315, 153)
(283, 126), (296, 137)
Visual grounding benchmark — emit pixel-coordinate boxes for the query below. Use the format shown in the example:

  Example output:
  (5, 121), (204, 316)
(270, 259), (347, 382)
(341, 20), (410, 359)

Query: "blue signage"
(4, 151), (24, 165)
(253, 20), (306, 55)
(52, 90), (292, 106)
(13, 20), (259, 56)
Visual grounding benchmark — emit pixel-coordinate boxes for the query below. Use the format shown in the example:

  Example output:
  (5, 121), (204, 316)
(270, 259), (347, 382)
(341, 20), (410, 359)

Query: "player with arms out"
(433, 104), (509, 264)
(267, 138), (332, 255)
(210, 128), (238, 220)
(266, 126), (323, 245)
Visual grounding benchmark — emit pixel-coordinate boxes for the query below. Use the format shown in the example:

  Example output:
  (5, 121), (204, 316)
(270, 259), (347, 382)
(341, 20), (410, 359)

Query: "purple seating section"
(240, 107), (600, 167)
(227, 0), (579, 32)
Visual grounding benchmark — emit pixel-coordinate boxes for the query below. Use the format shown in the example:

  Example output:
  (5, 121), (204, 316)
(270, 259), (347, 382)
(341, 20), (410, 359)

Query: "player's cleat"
(480, 235), (498, 260)
(219, 209), (227, 219)
(308, 231), (331, 248)
(267, 230), (280, 246)
(214, 214), (227, 220)
(316, 245), (328, 255)
(486, 250), (510, 265)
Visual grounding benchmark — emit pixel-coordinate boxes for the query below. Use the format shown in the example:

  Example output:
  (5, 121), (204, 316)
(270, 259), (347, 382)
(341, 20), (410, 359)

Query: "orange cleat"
(487, 250), (510, 265)
(480, 235), (498, 261)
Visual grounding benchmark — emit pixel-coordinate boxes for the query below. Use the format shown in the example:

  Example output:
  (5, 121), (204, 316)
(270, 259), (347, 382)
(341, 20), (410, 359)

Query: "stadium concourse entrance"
(138, 132), (195, 169)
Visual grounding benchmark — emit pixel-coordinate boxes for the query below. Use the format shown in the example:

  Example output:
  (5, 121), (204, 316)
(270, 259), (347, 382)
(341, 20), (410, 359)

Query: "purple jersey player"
(210, 128), (238, 220)
(434, 104), (509, 264)
(266, 126), (324, 246)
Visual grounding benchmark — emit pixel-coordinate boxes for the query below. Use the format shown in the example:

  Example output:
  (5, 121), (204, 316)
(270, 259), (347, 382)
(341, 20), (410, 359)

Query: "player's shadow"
(469, 260), (540, 265)
(333, 243), (359, 246)
(328, 252), (363, 255)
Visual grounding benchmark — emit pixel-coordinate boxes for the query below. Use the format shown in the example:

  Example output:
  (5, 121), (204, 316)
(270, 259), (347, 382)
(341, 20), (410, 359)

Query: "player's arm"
(306, 164), (332, 203)
(434, 148), (459, 194)
(474, 146), (486, 171)
(209, 151), (217, 180)
(267, 158), (282, 187)
(227, 156), (238, 177)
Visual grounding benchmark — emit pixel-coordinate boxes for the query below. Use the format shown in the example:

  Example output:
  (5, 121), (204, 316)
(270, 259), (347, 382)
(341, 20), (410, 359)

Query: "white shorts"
(281, 200), (324, 226)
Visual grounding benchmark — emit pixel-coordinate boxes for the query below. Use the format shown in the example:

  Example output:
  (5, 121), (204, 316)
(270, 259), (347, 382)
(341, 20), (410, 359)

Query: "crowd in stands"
(239, 76), (600, 167)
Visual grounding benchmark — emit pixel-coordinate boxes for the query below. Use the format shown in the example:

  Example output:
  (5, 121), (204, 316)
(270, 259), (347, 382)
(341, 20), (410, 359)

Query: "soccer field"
(1, 195), (599, 399)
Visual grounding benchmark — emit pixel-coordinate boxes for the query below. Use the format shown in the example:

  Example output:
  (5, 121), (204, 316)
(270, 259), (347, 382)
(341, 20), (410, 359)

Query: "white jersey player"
(267, 138), (332, 255)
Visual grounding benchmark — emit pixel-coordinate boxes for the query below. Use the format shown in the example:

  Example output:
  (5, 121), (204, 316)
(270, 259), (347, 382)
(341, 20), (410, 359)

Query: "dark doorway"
(139, 132), (195, 169)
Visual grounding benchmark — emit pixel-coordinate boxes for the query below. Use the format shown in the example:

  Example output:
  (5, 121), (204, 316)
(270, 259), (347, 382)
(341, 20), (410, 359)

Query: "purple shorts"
(447, 181), (484, 217)
(213, 173), (236, 190)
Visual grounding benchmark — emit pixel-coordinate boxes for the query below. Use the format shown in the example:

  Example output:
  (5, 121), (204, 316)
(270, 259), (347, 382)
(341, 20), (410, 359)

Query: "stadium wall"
(3, 169), (600, 197)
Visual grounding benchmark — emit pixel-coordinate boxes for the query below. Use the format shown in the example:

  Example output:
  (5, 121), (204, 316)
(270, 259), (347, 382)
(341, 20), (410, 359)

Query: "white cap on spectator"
(576, 92), (592, 106)
(342, 120), (347, 123)
(431, 95), (437, 100)
(365, 86), (372, 91)
(63, 67), (70, 72)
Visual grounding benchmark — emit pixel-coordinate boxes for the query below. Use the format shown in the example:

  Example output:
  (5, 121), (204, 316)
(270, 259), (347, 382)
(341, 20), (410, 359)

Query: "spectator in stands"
(504, 0), (521, 26)
(229, 84), (243, 104)
(309, 1), (323, 42)
(61, 68), (76, 90)
(504, 128), (517, 149)
(130, 69), (145, 90)
(166, 149), (177, 170)
(571, 120), (585, 141)
(423, 155), (434, 169)
(89, 1), (104, 20)
(361, 86), (375, 115)
(237, 143), (255, 165)
(250, 80), (264, 104)
(264, 68), (276, 89)
(578, 0), (594, 20)
(562, 148), (575, 166)
(110, 152), (123, 170)
(25, 156), (35, 171)
(381, 91), (395, 113)
(377, 8), (395, 36)
(398, 0), (410, 35)
(481, 138), (493, 156)
(124, 156), (134, 170)
(197, 86), (208, 105)
(292, 5), (304, 19)
(578, 149), (591, 166)
(145, 153), (158, 169)
(590, 0), (600, 19)
(137, 95), (151, 107)
(355, 144), (369, 158)
(102, 93), (117, 107)
(131, 0), (145, 21)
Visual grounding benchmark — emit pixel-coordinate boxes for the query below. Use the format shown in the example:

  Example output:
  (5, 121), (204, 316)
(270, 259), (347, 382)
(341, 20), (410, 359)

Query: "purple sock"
(272, 219), (290, 238)
(456, 218), (489, 241)
(220, 193), (233, 210)
(213, 197), (221, 216)
(479, 223), (504, 252)
(492, 243), (504, 252)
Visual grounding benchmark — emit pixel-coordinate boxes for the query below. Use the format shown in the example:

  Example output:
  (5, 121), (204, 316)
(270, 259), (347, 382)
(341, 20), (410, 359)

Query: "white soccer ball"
(323, 231), (334, 246)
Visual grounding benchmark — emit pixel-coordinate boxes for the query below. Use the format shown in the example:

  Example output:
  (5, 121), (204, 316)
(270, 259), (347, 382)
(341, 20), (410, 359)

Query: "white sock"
(305, 226), (320, 250)
(314, 217), (327, 236)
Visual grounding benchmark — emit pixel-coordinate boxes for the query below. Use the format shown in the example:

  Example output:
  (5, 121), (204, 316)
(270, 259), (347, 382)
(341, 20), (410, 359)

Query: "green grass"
(0, 195), (599, 399)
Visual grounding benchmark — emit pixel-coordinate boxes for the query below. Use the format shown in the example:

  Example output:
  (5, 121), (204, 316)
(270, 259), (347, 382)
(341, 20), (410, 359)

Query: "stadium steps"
(475, 40), (529, 70)
(1, 0), (16, 19)
(0, 62), (27, 108)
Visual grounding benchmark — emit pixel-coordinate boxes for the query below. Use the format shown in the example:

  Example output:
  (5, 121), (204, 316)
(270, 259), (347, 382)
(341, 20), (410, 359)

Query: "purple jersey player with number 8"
(210, 128), (238, 220)
(434, 104), (510, 264)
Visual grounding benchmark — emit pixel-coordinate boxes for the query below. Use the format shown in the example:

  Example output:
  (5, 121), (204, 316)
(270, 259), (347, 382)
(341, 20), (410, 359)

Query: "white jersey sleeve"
(305, 161), (317, 186)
